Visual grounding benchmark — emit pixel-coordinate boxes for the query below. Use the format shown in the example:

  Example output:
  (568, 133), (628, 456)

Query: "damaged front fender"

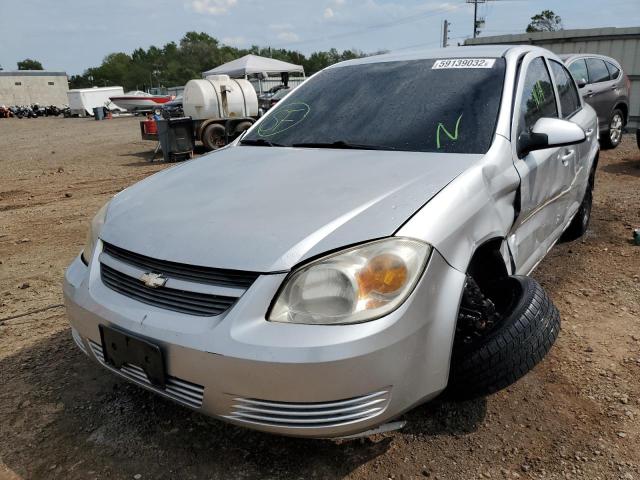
(396, 135), (520, 274)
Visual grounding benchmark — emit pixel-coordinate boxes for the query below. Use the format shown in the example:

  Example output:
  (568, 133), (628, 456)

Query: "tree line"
(66, 32), (367, 91)
(7, 10), (562, 89)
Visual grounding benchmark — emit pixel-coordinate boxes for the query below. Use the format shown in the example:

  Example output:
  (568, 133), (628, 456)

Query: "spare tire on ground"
(448, 275), (560, 400)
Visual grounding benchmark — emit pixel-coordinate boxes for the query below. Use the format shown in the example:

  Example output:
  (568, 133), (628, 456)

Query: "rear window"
(243, 58), (506, 154)
(585, 58), (610, 83)
(606, 62), (621, 79)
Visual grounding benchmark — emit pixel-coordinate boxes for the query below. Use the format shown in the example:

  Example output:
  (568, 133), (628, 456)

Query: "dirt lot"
(0, 116), (639, 480)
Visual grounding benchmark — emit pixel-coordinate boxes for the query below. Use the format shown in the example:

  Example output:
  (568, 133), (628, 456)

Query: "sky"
(1, 0), (639, 75)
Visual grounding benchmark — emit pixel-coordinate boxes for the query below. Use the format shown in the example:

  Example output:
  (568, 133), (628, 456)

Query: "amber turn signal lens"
(357, 253), (408, 297)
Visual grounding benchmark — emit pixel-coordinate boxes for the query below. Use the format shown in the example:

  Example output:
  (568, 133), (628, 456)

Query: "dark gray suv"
(561, 54), (630, 149)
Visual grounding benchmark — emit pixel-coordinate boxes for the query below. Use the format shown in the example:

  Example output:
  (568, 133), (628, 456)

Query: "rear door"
(548, 59), (597, 216)
(605, 60), (629, 114)
(508, 54), (570, 274)
(584, 57), (613, 127)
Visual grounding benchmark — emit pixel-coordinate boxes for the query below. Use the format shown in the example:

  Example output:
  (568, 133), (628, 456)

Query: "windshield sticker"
(432, 58), (496, 69)
(258, 102), (310, 137)
(436, 114), (463, 149)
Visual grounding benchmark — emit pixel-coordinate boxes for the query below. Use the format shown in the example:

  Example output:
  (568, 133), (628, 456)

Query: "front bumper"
(64, 244), (465, 438)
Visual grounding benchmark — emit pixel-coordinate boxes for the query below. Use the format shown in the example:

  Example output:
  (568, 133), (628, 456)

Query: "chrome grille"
(102, 242), (259, 289)
(101, 263), (236, 316)
(89, 340), (204, 408)
(226, 390), (391, 429)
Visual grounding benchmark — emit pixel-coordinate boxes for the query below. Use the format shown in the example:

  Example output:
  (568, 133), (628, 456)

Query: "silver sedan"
(64, 45), (598, 438)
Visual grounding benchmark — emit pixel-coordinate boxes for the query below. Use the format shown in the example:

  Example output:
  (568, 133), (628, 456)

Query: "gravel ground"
(1, 117), (639, 480)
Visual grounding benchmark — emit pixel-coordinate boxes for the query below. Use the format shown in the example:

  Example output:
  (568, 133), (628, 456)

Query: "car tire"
(636, 128), (640, 150)
(601, 109), (624, 149)
(561, 184), (593, 242)
(201, 123), (226, 151)
(448, 276), (560, 400)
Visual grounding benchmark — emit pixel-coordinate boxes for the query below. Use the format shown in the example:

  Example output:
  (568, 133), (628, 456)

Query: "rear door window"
(585, 58), (610, 83)
(568, 59), (588, 85)
(517, 57), (558, 137)
(606, 62), (621, 79)
(550, 60), (581, 118)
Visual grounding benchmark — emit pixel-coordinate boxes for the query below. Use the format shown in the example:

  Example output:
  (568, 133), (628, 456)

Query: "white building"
(0, 70), (69, 106)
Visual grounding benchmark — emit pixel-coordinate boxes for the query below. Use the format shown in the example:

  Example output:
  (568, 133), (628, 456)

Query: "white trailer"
(66, 86), (125, 117)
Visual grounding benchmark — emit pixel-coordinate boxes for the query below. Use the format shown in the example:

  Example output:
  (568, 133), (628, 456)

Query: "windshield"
(242, 58), (506, 153)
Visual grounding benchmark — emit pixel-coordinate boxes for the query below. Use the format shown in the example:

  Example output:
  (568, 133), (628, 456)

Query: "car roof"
(558, 53), (621, 67)
(331, 45), (553, 68)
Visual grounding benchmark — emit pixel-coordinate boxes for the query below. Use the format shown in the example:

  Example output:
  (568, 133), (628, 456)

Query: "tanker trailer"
(183, 75), (259, 151)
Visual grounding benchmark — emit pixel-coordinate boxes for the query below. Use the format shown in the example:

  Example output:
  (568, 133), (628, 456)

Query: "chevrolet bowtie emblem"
(140, 272), (167, 288)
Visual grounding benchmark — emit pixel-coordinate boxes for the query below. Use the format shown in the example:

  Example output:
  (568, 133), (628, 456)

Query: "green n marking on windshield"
(436, 114), (463, 149)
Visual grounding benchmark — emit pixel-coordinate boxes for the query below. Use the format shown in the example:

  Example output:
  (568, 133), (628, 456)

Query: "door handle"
(560, 150), (574, 166)
(586, 90), (595, 97)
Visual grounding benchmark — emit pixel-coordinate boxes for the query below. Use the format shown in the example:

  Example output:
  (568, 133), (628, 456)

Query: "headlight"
(268, 238), (431, 325)
(81, 202), (109, 264)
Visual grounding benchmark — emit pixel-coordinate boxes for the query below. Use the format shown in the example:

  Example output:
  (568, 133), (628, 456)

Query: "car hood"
(101, 146), (481, 272)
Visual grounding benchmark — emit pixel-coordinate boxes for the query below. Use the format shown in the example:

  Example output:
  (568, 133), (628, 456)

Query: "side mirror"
(517, 117), (586, 157)
(576, 77), (587, 89)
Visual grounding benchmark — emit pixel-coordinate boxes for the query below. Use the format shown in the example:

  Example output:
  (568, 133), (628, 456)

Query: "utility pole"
(473, 0), (479, 38)
(466, 0), (491, 38)
(442, 20), (450, 48)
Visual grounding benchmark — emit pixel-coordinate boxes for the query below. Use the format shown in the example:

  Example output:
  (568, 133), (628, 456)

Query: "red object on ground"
(143, 119), (158, 135)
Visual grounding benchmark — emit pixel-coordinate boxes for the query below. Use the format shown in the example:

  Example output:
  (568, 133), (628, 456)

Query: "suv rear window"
(606, 62), (621, 79)
(585, 58), (610, 83)
(243, 58), (506, 154)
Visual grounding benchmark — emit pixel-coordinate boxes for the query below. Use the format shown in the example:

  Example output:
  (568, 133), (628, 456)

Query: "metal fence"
(466, 27), (640, 129)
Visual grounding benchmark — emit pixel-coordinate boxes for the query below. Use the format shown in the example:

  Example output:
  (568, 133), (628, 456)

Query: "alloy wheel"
(609, 113), (623, 145)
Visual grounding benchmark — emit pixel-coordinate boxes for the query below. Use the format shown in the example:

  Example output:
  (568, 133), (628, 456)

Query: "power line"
(268, 4), (463, 49)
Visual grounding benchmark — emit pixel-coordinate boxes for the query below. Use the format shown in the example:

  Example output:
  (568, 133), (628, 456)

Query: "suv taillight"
(625, 74), (631, 95)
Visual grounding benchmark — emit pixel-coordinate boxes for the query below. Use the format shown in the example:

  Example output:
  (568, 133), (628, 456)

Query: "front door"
(508, 54), (572, 274)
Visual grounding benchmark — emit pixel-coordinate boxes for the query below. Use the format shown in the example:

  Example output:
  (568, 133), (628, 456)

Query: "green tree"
(68, 32), (368, 91)
(17, 58), (43, 70)
(526, 10), (563, 32)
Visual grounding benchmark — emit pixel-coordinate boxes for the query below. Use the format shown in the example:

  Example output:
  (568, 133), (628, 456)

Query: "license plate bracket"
(99, 325), (166, 388)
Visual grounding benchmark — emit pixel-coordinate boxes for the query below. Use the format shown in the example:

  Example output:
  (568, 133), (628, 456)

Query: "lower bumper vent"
(225, 390), (390, 429)
(88, 340), (204, 408)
